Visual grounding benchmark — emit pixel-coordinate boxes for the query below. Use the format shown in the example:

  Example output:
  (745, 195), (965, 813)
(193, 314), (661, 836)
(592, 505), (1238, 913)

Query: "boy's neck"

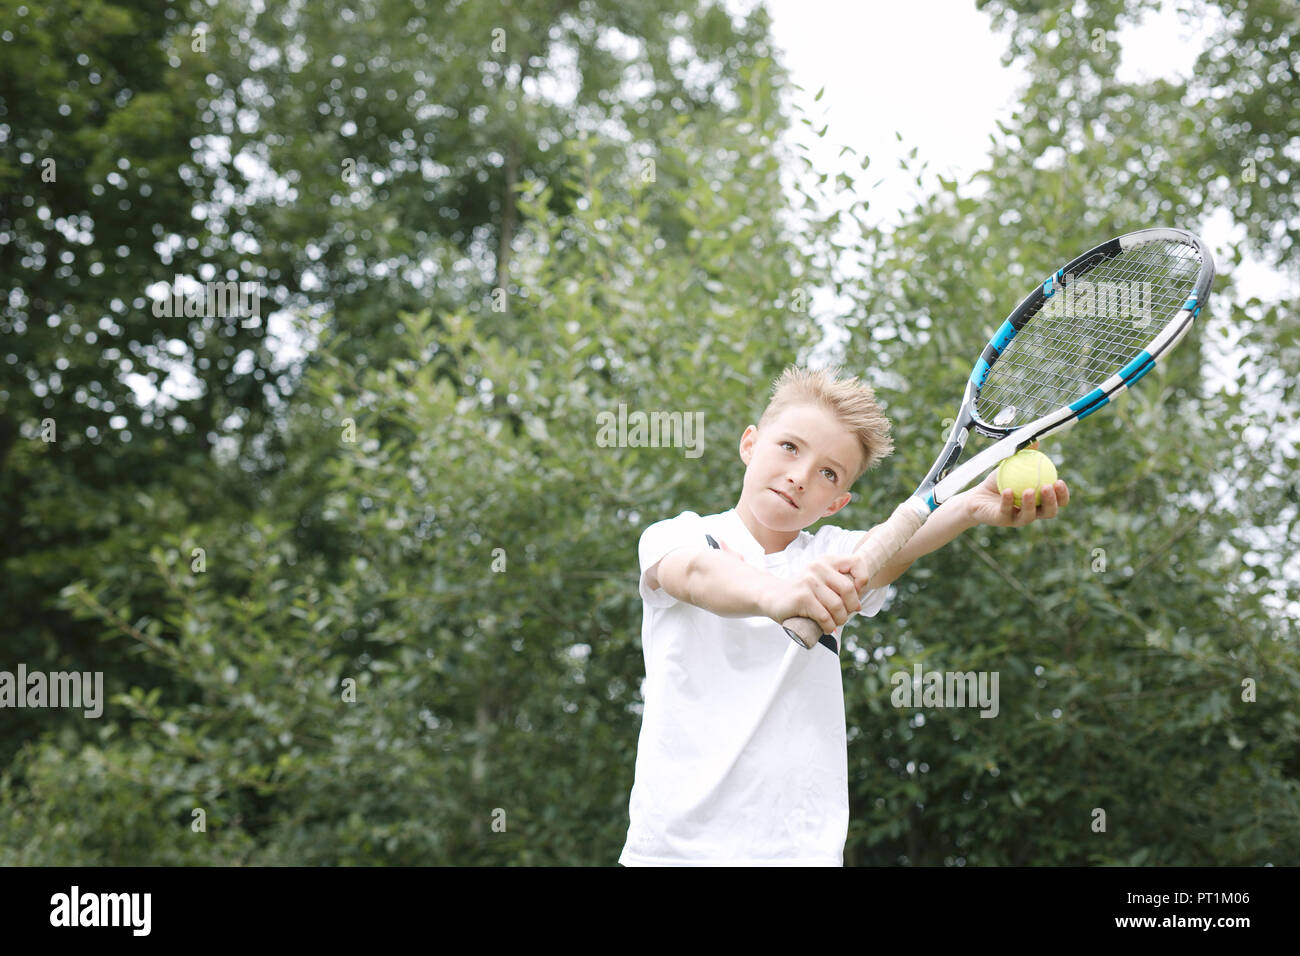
(734, 500), (801, 555)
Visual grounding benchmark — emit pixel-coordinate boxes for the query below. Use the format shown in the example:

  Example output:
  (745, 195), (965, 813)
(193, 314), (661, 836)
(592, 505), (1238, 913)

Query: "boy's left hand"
(965, 469), (1070, 528)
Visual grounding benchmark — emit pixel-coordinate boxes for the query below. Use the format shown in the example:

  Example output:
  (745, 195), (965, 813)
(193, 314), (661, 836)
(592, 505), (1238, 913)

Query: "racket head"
(968, 228), (1215, 437)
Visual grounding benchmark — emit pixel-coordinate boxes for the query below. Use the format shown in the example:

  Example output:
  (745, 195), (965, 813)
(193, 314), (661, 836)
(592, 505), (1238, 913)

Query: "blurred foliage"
(1, 0), (1297, 866)
(0, 0), (286, 762)
(978, 0), (1300, 274)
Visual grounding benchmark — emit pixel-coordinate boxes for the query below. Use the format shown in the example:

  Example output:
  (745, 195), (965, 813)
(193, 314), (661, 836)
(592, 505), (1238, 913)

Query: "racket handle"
(782, 499), (928, 649)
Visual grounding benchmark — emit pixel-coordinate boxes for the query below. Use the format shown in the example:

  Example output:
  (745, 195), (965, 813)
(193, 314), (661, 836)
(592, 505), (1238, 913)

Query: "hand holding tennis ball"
(997, 448), (1058, 507)
(965, 448), (1068, 526)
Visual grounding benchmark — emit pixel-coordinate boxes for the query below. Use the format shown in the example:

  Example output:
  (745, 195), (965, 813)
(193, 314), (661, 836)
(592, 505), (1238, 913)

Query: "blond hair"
(758, 366), (894, 483)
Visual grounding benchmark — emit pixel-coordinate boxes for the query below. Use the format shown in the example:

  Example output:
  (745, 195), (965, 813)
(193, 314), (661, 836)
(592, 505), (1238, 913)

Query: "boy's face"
(737, 403), (862, 542)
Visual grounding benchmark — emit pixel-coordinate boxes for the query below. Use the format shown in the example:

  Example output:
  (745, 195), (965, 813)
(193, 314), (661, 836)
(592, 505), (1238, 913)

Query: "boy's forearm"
(900, 490), (977, 561)
(872, 490), (978, 574)
(657, 548), (774, 619)
(655, 493), (979, 616)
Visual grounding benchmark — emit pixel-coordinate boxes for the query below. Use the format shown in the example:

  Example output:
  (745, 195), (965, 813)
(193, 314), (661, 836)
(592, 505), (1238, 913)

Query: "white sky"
(761, 0), (1022, 230)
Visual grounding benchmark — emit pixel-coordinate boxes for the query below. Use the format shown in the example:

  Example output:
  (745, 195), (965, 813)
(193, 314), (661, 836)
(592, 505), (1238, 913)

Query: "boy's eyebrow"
(780, 433), (847, 474)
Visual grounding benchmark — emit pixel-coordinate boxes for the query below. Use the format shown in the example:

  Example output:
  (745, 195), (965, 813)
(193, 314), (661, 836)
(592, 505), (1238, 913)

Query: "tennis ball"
(996, 449), (1058, 507)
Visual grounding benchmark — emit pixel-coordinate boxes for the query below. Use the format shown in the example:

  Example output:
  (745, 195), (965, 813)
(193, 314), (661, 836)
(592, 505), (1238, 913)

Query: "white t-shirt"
(619, 508), (889, 866)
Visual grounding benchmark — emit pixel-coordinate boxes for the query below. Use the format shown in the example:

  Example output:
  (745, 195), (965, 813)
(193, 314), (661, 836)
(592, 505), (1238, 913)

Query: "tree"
(0, 0), (286, 765)
(2, 106), (835, 861)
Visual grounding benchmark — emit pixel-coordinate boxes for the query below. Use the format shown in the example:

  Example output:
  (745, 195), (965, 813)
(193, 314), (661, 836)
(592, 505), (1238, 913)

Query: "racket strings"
(976, 240), (1203, 428)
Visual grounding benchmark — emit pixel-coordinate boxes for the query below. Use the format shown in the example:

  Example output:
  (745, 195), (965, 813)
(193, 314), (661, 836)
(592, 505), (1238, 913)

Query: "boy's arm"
(650, 544), (863, 636)
(853, 491), (977, 590)
(644, 503), (977, 618)
(854, 471), (1071, 590)
(649, 547), (776, 619)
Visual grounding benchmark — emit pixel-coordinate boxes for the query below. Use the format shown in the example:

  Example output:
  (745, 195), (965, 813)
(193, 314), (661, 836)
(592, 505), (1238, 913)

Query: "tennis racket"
(783, 227), (1216, 650)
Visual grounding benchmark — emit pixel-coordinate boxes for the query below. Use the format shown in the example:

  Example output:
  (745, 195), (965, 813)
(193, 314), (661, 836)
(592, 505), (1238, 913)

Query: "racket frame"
(783, 227), (1215, 649)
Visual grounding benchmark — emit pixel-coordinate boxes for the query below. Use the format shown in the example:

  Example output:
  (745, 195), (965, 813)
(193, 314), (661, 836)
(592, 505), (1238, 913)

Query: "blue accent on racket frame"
(1119, 350), (1155, 386)
(1042, 269), (1066, 299)
(1069, 387), (1110, 420)
(989, 319), (1017, 354)
(970, 358), (991, 389)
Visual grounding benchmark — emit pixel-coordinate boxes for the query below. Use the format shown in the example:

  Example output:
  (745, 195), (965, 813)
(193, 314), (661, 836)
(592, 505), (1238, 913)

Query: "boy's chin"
(750, 492), (808, 527)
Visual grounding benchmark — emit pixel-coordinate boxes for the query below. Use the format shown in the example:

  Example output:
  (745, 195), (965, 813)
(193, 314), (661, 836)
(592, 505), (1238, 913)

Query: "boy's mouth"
(772, 489), (798, 509)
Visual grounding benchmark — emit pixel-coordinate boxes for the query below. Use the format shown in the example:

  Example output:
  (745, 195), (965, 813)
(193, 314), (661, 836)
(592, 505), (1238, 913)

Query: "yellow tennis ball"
(996, 449), (1058, 507)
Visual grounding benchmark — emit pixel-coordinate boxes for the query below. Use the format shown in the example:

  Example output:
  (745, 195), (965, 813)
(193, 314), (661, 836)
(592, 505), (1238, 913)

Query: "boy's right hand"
(761, 554), (862, 636)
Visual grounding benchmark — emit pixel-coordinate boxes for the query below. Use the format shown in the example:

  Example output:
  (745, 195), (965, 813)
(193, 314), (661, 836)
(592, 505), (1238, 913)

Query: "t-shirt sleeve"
(638, 511), (710, 608)
(813, 523), (890, 619)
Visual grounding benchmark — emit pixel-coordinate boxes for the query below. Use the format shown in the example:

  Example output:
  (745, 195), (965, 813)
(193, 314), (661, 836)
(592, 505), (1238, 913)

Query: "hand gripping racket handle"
(782, 499), (928, 649)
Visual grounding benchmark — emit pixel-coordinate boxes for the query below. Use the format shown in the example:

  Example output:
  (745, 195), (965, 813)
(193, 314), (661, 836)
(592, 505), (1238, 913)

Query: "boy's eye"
(781, 441), (836, 482)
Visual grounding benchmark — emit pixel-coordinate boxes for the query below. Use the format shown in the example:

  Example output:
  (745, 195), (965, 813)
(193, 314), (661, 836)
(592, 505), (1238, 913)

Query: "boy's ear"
(822, 491), (853, 518)
(738, 424), (758, 465)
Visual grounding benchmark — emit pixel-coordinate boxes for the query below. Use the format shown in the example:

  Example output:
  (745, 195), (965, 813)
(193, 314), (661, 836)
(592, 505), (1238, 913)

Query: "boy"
(619, 366), (1069, 866)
